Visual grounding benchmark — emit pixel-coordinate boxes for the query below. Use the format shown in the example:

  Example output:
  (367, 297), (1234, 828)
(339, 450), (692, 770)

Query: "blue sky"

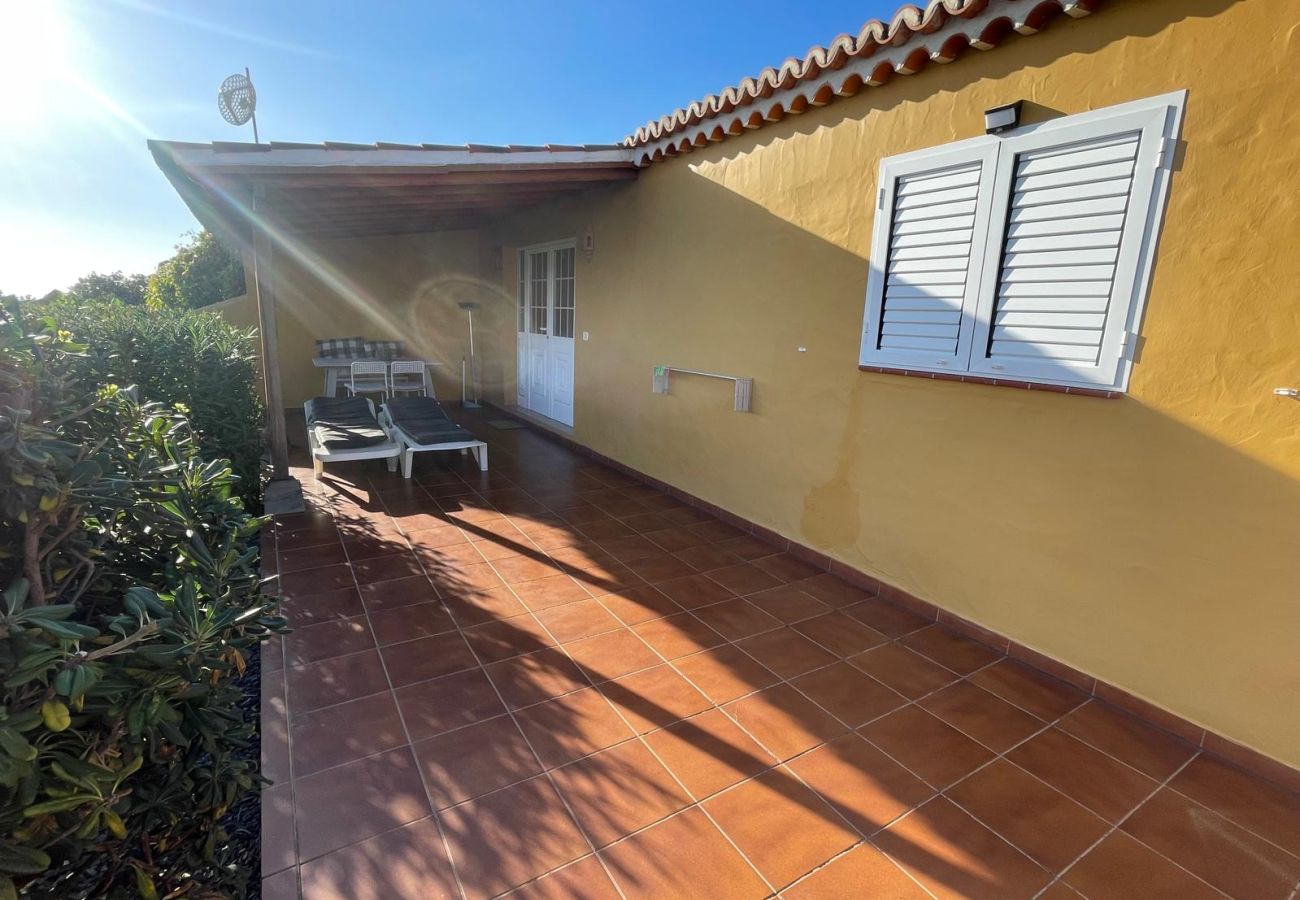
(0, 0), (899, 296)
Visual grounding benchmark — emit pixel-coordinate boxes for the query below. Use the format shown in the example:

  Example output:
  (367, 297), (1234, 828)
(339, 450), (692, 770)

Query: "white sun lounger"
(304, 397), (401, 476)
(379, 398), (488, 478)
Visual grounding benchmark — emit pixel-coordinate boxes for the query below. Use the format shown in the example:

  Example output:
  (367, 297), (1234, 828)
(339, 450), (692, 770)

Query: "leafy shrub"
(0, 302), (282, 897)
(31, 299), (265, 511)
(144, 231), (245, 311)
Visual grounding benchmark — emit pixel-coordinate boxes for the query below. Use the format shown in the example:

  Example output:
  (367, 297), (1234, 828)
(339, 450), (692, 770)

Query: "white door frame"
(516, 239), (577, 426)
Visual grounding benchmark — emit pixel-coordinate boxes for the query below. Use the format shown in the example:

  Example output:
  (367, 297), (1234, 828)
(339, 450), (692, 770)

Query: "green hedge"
(0, 302), (281, 897)
(33, 299), (265, 511)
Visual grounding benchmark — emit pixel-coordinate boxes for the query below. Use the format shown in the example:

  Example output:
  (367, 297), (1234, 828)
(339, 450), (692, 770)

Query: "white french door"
(516, 240), (576, 426)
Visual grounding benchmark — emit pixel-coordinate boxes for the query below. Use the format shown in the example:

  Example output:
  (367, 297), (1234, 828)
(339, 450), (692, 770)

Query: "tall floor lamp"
(459, 301), (482, 408)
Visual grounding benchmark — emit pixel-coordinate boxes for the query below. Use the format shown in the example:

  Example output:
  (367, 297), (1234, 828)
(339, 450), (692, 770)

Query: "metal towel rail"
(652, 365), (753, 412)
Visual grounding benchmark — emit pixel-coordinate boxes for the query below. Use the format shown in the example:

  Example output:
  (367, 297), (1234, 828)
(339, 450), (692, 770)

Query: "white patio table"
(313, 357), (443, 397)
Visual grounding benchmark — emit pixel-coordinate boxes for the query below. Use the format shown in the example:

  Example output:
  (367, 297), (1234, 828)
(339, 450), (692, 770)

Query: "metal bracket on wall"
(652, 365), (753, 412)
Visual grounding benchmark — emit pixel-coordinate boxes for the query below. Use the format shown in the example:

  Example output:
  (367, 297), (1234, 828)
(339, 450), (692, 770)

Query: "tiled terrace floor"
(260, 411), (1300, 900)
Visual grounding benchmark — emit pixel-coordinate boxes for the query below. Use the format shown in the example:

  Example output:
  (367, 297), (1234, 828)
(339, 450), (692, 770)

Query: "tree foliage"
(144, 232), (245, 311)
(66, 273), (148, 308)
(0, 300), (280, 898)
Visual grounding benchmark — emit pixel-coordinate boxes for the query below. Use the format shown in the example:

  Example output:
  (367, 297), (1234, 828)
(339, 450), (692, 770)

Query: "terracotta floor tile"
(621, 551), (698, 583)
(290, 692), (408, 776)
(842, 596), (933, 639)
(787, 734), (933, 835)
(673, 644), (778, 705)
(381, 631), (478, 686)
(414, 540), (485, 572)
(503, 855), (620, 900)
(493, 553), (565, 584)
(262, 671), (291, 784)
(599, 806), (768, 899)
(632, 612), (725, 659)
(535, 598), (622, 643)
(705, 767), (858, 889)
(967, 658), (1089, 722)
(724, 683), (848, 761)
(441, 586), (528, 627)
(1007, 728), (1158, 823)
(793, 612), (889, 658)
(593, 583), (682, 625)
(367, 601), (457, 645)
(485, 647), (591, 710)
(512, 573), (590, 611)
(688, 519), (747, 543)
(261, 867), (299, 900)
(919, 680), (1045, 752)
(849, 642), (960, 700)
(1063, 831), (1225, 900)
(1121, 787), (1300, 898)
(797, 572), (873, 608)
(597, 534), (662, 563)
(294, 747), (431, 862)
(439, 775), (592, 900)
(642, 525), (707, 552)
(414, 715), (544, 808)
(280, 563), (355, 599)
(736, 627), (838, 679)
(691, 598), (783, 641)
(643, 708), (775, 799)
(298, 817), (458, 900)
(858, 706), (994, 789)
(745, 584), (832, 625)
(551, 740), (691, 847)
(514, 686), (636, 768)
(946, 760), (1110, 873)
(716, 534), (781, 562)
(263, 634), (284, 674)
(287, 649), (389, 714)
(284, 617), (374, 667)
(602, 664), (713, 734)
(672, 543), (743, 572)
(564, 629), (662, 682)
(1168, 753), (1300, 855)
(899, 625), (1002, 675)
(262, 781), (296, 875)
(752, 552), (823, 584)
(357, 574), (439, 612)
(279, 540), (348, 574)
(620, 512), (677, 535)
(578, 517), (637, 541)
(462, 613), (557, 664)
(395, 667), (507, 740)
(1057, 701), (1198, 781)
(873, 797), (1050, 900)
(340, 530), (411, 561)
(784, 842), (931, 899)
(280, 586), (365, 629)
(1036, 883), (1086, 900)
(653, 573), (738, 609)
(434, 561), (509, 598)
(793, 662), (907, 727)
(707, 563), (783, 596)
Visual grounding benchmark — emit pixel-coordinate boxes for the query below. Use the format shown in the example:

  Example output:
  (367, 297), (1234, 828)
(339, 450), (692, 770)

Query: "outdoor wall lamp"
(984, 100), (1023, 134)
(582, 225), (595, 261)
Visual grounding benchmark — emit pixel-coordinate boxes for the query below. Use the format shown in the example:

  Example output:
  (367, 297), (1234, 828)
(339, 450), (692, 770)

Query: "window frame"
(859, 90), (1187, 393)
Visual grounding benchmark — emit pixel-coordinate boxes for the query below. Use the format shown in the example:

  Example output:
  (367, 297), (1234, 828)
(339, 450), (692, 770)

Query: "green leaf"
(0, 842), (50, 875)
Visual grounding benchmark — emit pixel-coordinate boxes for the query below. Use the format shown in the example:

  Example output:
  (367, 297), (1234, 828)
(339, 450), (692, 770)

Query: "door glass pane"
(554, 247), (575, 339)
(516, 249), (525, 332)
(529, 251), (548, 334)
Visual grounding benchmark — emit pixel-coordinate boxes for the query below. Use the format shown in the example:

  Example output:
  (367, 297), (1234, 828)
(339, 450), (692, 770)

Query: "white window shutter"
(860, 140), (1000, 372)
(968, 95), (1185, 388)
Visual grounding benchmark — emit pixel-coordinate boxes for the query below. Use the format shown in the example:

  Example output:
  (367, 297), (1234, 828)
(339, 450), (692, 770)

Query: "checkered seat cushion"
(364, 340), (406, 360)
(315, 336), (366, 358)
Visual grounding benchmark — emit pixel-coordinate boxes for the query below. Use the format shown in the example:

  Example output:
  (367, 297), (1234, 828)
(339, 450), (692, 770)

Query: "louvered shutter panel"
(969, 101), (1179, 387)
(860, 141), (999, 371)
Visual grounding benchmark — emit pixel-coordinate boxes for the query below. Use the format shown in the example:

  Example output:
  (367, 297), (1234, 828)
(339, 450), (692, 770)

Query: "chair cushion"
(364, 340), (405, 360)
(315, 336), (366, 358)
(385, 398), (479, 446)
(306, 397), (389, 450)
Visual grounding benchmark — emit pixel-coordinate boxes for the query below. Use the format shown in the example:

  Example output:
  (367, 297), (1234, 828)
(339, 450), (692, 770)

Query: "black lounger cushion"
(385, 398), (480, 446)
(306, 397), (389, 450)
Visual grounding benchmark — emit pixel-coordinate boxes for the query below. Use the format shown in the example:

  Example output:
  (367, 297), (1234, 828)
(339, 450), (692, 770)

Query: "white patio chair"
(346, 360), (389, 399)
(389, 360), (431, 397)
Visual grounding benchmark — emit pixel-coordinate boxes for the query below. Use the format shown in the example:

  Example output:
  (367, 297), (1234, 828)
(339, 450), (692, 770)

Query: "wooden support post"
(251, 187), (290, 481)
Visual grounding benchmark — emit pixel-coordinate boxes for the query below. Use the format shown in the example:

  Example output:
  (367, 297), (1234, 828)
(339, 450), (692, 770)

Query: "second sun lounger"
(380, 397), (488, 477)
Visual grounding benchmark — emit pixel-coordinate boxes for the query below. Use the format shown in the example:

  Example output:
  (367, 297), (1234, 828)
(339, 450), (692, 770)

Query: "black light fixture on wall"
(984, 100), (1023, 134)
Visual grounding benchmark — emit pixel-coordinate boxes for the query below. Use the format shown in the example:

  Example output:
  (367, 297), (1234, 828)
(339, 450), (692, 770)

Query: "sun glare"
(0, 2), (74, 127)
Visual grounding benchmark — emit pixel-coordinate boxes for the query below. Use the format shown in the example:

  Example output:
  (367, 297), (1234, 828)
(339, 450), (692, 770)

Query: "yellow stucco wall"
(486, 0), (1300, 767)
(220, 0), (1300, 768)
